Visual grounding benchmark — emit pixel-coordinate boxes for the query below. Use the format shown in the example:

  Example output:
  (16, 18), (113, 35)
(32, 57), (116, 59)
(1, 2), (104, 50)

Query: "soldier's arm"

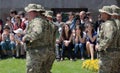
(98, 22), (117, 51)
(23, 19), (43, 42)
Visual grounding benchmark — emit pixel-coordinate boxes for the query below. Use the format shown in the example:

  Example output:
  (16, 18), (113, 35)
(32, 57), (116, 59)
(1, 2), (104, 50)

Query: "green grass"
(0, 58), (95, 73)
(0, 58), (26, 73)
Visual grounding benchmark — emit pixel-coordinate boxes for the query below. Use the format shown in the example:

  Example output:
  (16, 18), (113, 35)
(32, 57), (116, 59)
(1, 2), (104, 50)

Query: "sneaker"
(70, 58), (73, 61)
(12, 57), (15, 59)
(61, 58), (64, 61)
(81, 58), (84, 60)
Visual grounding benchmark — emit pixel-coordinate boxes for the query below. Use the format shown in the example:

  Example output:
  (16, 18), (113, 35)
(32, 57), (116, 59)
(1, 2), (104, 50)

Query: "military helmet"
(99, 6), (112, 15)
(25, 3), (45, 12)
(111, 5), (120, 16)
(44, 10), (53, 18)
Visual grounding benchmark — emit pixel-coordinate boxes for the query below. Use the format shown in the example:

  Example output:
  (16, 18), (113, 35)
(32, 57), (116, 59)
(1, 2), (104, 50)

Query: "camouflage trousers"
(98, 49), (120, 73)
(26, 47), (55, 73)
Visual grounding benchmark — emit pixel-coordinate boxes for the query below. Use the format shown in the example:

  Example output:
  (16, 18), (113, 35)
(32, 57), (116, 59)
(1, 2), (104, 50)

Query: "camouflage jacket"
(114, 19), (120, 47)
(48, 20), (56, 48)
(23, 17), (51, 48)
(98, 19), (118, 51)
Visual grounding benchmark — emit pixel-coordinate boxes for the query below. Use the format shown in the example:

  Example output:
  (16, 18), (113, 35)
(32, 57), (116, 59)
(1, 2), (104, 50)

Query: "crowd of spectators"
(54, 11), (103, 61)
(0, 9), (103, 60)
(0, 10), (27, 59)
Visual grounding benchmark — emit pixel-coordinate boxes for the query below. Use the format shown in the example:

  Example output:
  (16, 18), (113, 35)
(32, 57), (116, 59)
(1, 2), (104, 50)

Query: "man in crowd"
(54, 13), (64, 61)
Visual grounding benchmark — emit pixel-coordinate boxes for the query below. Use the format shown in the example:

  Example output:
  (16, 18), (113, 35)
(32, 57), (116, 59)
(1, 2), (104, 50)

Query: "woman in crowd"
(13, 15), (26, 30)
(86, 22), (97, 60)
(60, 24), (73, 61)
(74, 25), (86, 60)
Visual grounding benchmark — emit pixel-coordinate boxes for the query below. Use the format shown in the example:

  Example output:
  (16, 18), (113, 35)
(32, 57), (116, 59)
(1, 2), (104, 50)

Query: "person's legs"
(79, 43), (85, 60)
(89, 44), (94, 60)
(86, 41), (90, 57)
(55, 43), (61, 60)
(20, 43), (26, 56)
(9, 41), (16, 57)
(1, 41), (7, 55)
(61, 43), (65, 60)
(74, 43), (79, 59)
(16, 44), (20, 57)
(67, 44), (73, 60)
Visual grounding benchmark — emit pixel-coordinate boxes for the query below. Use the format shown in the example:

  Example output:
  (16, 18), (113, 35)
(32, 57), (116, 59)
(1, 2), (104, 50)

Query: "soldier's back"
(114, 19), (120, 47)
(29, 17), (51, 47)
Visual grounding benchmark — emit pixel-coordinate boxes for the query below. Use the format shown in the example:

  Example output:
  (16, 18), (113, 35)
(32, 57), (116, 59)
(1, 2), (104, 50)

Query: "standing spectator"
(86, 12), (93, 22)
(5, 17), (14, 33)
(86, 22), (97, 60)
(55, 13), (64, 35)
(13, 15), (26, 30)
(10, 9), (17, 24)
(75, 18), (80, 28)
(79, 11), (86, 31)
(94, 15), (104, 32)
(18, 11), (26, 22)
(18, 11), (28, 29)
(66, 12), (76, 30)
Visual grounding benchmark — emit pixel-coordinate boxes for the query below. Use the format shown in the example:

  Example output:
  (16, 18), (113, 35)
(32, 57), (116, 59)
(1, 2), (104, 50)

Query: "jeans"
(55, 43), (62, 59)
(1, 41), (16, 50)
(61, 43), (73, 59)
(74, 43), (85, 58)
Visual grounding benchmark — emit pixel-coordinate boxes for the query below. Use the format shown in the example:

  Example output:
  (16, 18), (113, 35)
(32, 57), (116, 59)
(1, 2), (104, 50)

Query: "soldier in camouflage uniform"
(98, 6), (119, 73)
(111, 5), (120, 49)
(43, 10), (56, 71)
(23, 4), (55, 73)
(44, 10), (56, 50)
(111, 5), (120, 73)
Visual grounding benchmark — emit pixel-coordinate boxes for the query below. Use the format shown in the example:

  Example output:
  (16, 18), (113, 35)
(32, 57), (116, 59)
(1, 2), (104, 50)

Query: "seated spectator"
(85, 22), (97, 60)
(14, 28), (26, 58)
(0, 19), (3, 34)
(74, 25), (86, 60)
(1, 26), (16, 58)
(60, 24), (73, 61)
